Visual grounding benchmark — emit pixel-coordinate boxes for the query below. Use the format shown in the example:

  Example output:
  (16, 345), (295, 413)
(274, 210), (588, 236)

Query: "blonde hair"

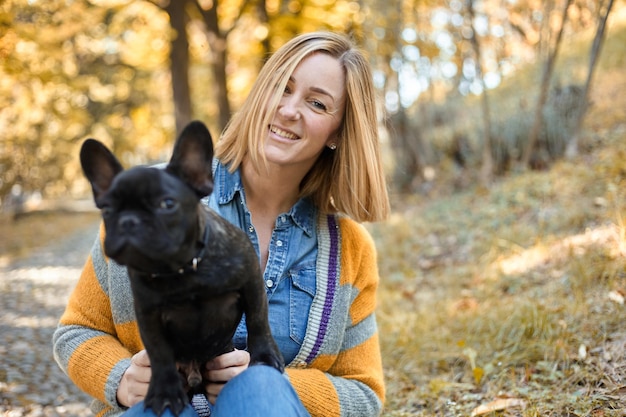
(216, 31), (390, 222)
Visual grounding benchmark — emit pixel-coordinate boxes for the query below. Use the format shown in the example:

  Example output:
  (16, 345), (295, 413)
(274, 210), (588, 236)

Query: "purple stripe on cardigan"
(305, 215), (338, 363)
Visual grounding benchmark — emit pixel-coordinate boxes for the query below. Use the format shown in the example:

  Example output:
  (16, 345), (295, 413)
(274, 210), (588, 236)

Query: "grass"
(371, 147), (626, 415)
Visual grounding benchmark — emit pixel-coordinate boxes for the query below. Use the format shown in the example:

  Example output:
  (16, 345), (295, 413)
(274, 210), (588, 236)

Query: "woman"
(53, 31), (390, 417)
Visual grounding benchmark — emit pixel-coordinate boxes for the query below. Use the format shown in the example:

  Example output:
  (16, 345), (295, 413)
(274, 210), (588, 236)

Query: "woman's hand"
(204, 349), (250, 404)
(117, 350), (151, 408)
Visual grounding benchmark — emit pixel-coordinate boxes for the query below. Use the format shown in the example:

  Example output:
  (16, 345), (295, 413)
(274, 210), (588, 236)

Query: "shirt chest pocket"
(289, 266), (316, 345)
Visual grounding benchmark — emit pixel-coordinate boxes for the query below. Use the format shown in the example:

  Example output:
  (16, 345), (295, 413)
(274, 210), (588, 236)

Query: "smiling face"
(263, 52), (346, 172)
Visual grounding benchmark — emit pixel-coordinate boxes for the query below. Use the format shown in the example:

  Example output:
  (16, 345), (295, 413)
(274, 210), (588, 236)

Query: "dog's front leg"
(241, 275), (285, 373)
(136, 308), (188, 417)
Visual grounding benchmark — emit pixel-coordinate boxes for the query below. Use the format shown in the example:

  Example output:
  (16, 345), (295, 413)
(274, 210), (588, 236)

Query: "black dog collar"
(150, 225), (210, 278)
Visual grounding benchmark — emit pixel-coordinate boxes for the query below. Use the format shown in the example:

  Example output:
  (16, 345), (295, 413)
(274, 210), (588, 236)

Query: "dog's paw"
(145, 384), (188, 417)
(250, 348), (285, 373)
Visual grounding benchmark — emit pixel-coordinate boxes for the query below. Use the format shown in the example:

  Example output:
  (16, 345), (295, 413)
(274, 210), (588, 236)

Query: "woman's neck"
(240, 159), (303, 217)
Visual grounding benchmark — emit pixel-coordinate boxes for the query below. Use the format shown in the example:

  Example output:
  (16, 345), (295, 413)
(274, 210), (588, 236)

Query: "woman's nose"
(277, 95), (301, 120)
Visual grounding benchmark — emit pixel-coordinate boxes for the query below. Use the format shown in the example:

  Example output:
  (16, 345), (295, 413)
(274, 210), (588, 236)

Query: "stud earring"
(329, 143), (337, 150)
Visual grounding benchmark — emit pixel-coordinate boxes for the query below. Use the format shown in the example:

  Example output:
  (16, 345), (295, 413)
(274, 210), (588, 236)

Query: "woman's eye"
(159, 198), (178, 210)
(311, 100), (327, 111)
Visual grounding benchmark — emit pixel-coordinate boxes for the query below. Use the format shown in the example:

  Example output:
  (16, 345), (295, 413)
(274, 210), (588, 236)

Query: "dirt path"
(1, 220), (100, 417)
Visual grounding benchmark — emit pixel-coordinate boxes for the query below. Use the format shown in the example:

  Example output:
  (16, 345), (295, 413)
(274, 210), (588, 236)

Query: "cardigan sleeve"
(52, 223), (134, 411)
(285, 219), (385, 417)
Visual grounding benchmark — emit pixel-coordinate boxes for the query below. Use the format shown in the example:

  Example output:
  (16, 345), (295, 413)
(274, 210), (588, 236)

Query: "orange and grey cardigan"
(53, 215), (385, 417)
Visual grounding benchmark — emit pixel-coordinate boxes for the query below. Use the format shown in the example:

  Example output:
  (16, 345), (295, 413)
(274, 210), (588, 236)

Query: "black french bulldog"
(79, 121), (284, 416)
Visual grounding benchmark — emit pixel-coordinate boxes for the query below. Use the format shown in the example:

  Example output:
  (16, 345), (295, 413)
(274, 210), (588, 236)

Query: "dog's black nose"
(118, 214), (140, 232)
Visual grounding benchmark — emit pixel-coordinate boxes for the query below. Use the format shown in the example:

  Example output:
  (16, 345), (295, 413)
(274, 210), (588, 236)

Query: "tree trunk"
(195, 0), (233, 133)
(467, 0), (493, 186)
(211, 40), (231, 132)
(565, 0), (615, 158)
(257, 0), (271, 60)
(521, 0), (572, 169)
(164, 0), (193, 136)
(385, 3), (428, 192)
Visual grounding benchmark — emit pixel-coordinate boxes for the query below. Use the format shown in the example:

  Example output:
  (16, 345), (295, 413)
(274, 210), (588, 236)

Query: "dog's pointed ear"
(167, 121), (215, 197)
(80, 139), (124, 202)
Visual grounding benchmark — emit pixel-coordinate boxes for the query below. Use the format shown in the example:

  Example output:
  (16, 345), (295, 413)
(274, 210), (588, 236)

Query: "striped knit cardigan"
(53, 214), (385, 417)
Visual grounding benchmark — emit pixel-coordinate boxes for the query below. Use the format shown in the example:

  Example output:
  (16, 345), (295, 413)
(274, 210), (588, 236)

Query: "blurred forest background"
(2, 0), (626, 416)
(0, 0), (622, 209)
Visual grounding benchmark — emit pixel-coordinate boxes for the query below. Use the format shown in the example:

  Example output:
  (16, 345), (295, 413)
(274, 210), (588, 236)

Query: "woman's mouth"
(269, 125), (300, 140)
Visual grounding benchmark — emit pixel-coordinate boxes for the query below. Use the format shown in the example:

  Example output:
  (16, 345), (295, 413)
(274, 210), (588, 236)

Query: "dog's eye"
(159, 198), (178, 210)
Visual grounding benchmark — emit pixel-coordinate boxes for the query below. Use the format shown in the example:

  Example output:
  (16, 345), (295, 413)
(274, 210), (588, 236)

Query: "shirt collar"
(213, 160), (316, 237)
(288, 198), (316, 237)
(214, 160), (244, 206)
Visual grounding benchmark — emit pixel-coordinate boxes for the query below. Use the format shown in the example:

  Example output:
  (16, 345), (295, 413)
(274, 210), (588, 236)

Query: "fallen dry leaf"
(608, 290), (625, 305)
(578, 343), (587, 360)
(470, 398), (527, 416)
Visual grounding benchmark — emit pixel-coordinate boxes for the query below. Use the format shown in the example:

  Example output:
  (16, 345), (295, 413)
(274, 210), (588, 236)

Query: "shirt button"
(276, 240), (283, 247)
(266, 279), (274, 288)
(248, 225), (255, 233)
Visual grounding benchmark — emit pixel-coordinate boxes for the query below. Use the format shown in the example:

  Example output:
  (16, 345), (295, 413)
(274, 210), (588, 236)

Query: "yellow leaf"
(473, 366), (484, 384)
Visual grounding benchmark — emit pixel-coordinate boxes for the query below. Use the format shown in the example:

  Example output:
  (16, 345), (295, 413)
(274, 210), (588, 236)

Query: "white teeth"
(270, 125), (299, 140)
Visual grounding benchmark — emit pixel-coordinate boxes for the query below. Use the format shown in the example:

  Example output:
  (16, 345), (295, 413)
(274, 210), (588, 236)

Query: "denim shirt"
(202, 160), (317, 365)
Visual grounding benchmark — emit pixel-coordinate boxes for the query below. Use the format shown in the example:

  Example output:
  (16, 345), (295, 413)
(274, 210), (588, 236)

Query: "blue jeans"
(122, 366), (310, 417)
